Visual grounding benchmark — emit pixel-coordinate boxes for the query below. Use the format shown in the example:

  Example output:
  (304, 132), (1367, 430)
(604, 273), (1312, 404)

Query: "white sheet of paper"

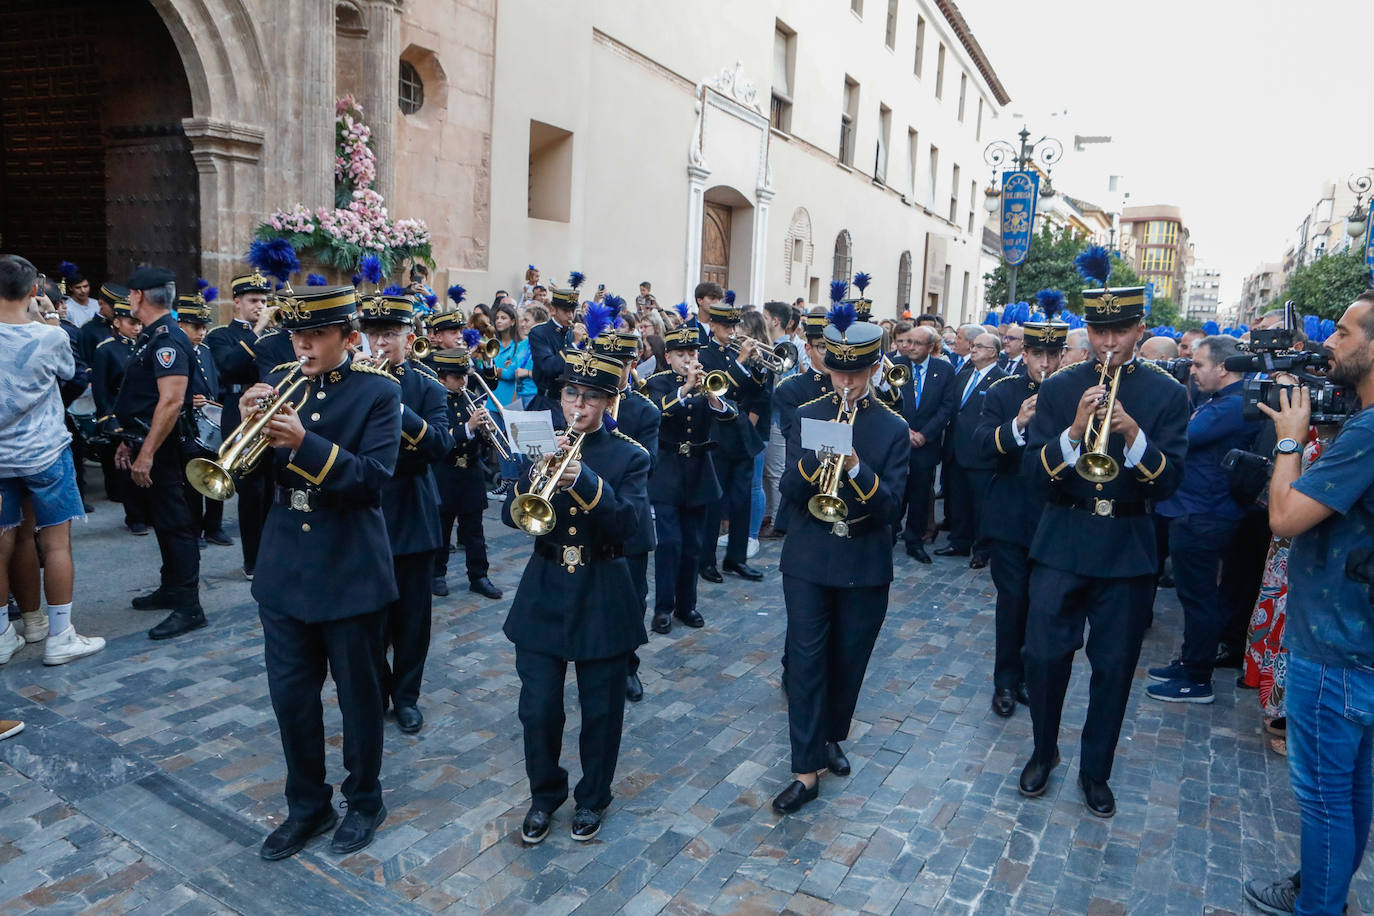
(504, 409), (559, 456)
(802, 417), (853, 457)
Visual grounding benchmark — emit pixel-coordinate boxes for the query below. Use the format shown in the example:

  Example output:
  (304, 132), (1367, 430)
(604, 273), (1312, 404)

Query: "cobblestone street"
(0, 497), (1361, 915)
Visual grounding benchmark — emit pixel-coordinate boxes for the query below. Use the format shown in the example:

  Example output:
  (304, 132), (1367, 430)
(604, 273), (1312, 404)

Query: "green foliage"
(1278, 247), (1372, 319)
(982, 225), (1139, 314)
(1148, 296), (1181, 329)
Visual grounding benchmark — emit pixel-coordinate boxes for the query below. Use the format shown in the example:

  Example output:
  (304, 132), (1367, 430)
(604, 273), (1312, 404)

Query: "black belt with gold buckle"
(1051, 493), (1146, 518)
(533, 540), (623, 570)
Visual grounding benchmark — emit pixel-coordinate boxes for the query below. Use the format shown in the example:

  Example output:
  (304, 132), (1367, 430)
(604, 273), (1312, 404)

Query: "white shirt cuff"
(1123, 430), (1147, 468)
(1012, 422), (1027, 446)
(1059, 428), (1081, 466)
(847, 462), (861, 479)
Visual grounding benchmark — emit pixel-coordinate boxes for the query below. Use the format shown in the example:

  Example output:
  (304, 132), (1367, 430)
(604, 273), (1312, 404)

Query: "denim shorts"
(0, 449), (85, 530)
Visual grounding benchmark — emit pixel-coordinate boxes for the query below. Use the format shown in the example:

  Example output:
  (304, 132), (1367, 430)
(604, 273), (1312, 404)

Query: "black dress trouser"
(988, 538), (1031, 691)
(381, 551), (435, 708)
(700, 453), (752, 568)
(1023, 565), (1153, 782)
(259, 605), (385, 819)
(147, 444), (200, 605)
(515, 647), (628, 813)
(627, 552), (649, 676)
(653, 503), (704, 616)
(436, 510), (489, 581)
(237, 464), (272, 570)
(782, 576), (888, 774)
(901, 459), (937, 548)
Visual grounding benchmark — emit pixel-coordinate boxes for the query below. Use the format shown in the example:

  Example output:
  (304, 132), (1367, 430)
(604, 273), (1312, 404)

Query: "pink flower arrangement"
(334, 95), (377, 192)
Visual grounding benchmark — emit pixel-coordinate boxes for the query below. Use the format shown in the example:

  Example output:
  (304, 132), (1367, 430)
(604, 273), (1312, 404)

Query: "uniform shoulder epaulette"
(612, 429), (649, 455)
(987, 373), (1022, 392)
(96, 336), (115, 349)
(270, 360), (301, 373)
(644, 369), (677, 384)
(870, 396), (905, 421)
(776, 372), (810, 392)
(797, 391), (835, 411)
(410, 360), (438, 380)
(352, 361), (401, 383)
(258, 328), (282, 341)
(628, 388), (656, 407)
(1046, 361), (1082, 381)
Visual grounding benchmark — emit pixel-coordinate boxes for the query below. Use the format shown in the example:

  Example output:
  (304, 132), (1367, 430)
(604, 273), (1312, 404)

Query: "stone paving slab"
(0, 491), (1368, 914)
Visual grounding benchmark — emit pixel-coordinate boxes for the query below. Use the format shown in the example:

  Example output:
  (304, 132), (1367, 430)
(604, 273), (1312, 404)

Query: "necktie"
(912, 362), (924, 410)
(961, 369), (981, 407)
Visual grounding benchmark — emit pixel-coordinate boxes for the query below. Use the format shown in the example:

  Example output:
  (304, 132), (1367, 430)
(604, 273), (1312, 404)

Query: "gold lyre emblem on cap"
(1097, 291), (1121, 314)
(249, 270), (268, 289)
(565, 350), (592, 374)
(276, 295), (306, 322)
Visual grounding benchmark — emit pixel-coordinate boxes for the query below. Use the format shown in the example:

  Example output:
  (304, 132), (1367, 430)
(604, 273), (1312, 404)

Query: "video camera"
(1151, 358), (1192, 384)
(1227, 301), (1357, 425)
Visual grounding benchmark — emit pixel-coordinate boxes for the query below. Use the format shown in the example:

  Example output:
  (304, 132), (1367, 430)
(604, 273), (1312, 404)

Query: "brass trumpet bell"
(479, 337), (500, 360)
(509, 492), (556, 536)
(702, 370), (731, 398)
(411, 336), (432, 359)
(1076, 355), (1122, 484)
(185, 458), (236, 501)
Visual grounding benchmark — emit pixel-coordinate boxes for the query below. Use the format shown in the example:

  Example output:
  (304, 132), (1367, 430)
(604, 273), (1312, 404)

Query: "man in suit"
(893, 323), (957, 563)
(947, 324), (981, 373)
(526, 275), (588, 416)
(935, 332), (1005, 566)
(998, 324), (1027, 376)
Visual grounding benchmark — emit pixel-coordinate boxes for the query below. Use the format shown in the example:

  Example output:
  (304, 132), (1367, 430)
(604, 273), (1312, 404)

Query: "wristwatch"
(1273, 437), (1302, 457)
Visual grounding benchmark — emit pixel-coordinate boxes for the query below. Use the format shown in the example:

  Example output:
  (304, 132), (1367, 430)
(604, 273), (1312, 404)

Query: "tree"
(1148, 296), (1182, 329)
(983, 225), (1140, 315)
(1278, 247), (1371, 319)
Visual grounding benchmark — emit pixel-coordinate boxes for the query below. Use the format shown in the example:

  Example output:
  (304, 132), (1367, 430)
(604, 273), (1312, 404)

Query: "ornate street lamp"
(1346, 170), (1372, 240)
(983, 127), (1064, 303)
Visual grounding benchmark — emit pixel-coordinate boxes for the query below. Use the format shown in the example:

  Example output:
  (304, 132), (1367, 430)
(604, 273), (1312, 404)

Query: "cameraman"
(1246, 291), (1374, 916)
(1145, 335), (1258, 703)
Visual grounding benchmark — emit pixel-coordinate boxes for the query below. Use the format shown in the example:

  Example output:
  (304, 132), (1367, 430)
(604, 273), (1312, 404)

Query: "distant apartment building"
(1120, 205), (1190, 303)
(1240, 263), (1284, 325)
(1184, 264), (1221, 323)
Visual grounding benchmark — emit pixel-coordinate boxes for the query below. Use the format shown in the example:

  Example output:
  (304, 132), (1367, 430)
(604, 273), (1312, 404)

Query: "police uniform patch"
(156, 347), (177, 368)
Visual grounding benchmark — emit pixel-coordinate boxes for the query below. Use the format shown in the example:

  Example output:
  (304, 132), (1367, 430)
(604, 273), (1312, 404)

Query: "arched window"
(398, 60), (424, 114)
(832, 229), (852, 288)
(897, 250), (913, 313)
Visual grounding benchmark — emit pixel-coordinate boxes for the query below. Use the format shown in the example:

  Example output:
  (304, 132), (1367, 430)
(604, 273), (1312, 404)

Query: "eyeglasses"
(1002, 334), (1023, 341)
(561, 386), (608, 404)
(972, 343), (998, 351)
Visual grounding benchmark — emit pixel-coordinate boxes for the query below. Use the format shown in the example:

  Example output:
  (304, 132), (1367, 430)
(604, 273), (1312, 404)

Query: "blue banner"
(1366, 217), (1374, 282)
(1000, 171), (1040, 267)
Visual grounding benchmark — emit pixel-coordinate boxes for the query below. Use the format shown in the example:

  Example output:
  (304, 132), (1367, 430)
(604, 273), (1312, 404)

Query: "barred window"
(398, 60), (424, 115)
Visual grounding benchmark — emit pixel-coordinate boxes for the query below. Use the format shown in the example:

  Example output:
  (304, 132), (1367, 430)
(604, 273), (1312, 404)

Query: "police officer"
(206, 269), (273, 578)
(176, 290), (231, 547)
(973, 318), (1067, 718)
(696, 288), (769, 582)
(589, 309), (660, 702)
(1018, 269), (1189, 817)
(243, 284), (401, 860)
(430, 347), (502, 600)
(525, 273), (588, 415)
(771, 310), (831, 538)
(357, 292), (454, 734)
(114, 267), (203, 640)
(773, 307), (909, 815)
(92, 299), (148, 535)
(643, 326), (736, 634)
(503, 349), (650, 845)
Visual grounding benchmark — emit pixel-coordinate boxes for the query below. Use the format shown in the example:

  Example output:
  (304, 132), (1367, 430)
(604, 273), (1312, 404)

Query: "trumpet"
(510, 413), (585, 536)
(686, 359), (731, 398)
(807, 387), (858, 525)
(881, 355), (912, 388)
(1077, 352), (1123, 483)
(186, 358), (309, 501)
(411, 336), (432, 359)
(476, 337), (500, 360)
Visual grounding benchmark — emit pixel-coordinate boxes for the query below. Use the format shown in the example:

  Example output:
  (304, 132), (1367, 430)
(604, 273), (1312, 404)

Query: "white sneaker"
(43, 626), (105, 666)
(22, 611), (48, 644)
(0, 625), (23, 665)
(746, 537), (760, 559)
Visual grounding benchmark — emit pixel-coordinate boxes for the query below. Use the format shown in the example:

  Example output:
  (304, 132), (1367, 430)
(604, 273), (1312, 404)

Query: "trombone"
(461, 370), (514, 460)
(807, 386), (858, 525)
(186, 357), (309, 501)
(881, 355), (911, 388)
(510, 413), (585, 536)
(1077, 352), (1123, 483)
(745, 339), (799, 374)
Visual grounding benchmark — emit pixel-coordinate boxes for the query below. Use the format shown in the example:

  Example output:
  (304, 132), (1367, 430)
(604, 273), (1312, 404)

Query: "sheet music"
(503, 409), (559, 456)
(802, 417), (853, 457)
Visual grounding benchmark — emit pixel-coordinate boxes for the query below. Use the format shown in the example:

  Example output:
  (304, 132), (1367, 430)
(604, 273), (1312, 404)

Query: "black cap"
(275, 285), (358, 331)
(559, 348), (624, 394)
(1082, 287), (1147, 327)
(822, 321), (883, 371)
(126, 266), (176, 291)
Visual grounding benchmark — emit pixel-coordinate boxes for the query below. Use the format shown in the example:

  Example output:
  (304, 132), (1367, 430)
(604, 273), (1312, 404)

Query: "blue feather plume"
(447, 284), (466, 306)
(829, 280), (848, 304)
(827, 301), (858, 334)
(1202, 320), (1220, 335)
(58, 260), (80, 280)
(1304, 315), (1319, 340)
(584, 301), (615, 341)
(674, 301), (689, 320)
(351, 274), (362, 287)
(381, 284), (405, 296)
(1035, 289), (1066, 319)
(462, 329), (482, 350)
(528, 264), (537, 271)
(424, 293), (438, 309)
(196, 277), (209, 290)
(202, 286), (218, 301)
(247, 238), (301, 283)
(306, 273), (328, 287)
(724, 289), (736, 306)
(568, 271), (585, 290)
(1320, 318), (1336, 341)
(1013, 301), (1031, 324)
(1000, 303), (1015, 324)
(604, 294), (625, 327)
(853, 272), (871, 293)
(359, 254), (383, 285)
(984, 311), (999, 325)
(1073, 245), (1113, 286)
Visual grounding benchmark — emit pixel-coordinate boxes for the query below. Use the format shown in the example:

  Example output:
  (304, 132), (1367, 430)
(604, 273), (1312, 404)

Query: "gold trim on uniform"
(287, 443), (339, 485)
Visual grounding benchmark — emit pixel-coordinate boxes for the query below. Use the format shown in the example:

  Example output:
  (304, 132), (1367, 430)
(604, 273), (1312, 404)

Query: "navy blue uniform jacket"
(379, 360), (453, 556)
(974, 373), (1045, 548)
(642, 369), (737, 506)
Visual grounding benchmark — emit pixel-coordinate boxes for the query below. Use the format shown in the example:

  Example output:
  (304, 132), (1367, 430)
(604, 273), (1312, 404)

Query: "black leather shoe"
(992, 688), (1016, 718)
(570, 806), (604, 841)
(127, 523), (150, 536)
(933, 546), (970, 557)
(771, 780), (818, 814)
(395, 705), (423, 734)
(906, 545), (933, 564)
(699, 565), (723, 584)
(1214, 644), (1244, 669)
(1078, 773), (1116, 817)
(198, 537), (207, 550)
(626, 673), (643, 702)
(1015, 684), (1030, 706)
(969, 554), (989, 570)
(205, 530), (234, 547)
(722, 560), (764, 581)
(1018, 753), (1060, 797)
(132, 589), (176, 611)
(431, 577), (449, 597)
(260, 808), (338, 861)
(149, 608), (207, 640)
(330, 804), (386, 854)
(826, 742), (851, 776)
(674, 609), (705, 629)
(651, 612), (672, 634)
(469, 577), (502, 599)
(521, 807), (552, 844)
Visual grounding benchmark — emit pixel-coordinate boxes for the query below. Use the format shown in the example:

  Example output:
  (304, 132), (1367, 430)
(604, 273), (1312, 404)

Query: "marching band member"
(357, 292), (454, 735)
(430, 347), (502, 600)
(643, 325), (735, 634)
(244, 284), (401, 860)
(91, 298), (146, 535)
(846, 273), (902, 412)
(525, 272), (588, 415)
(502, 349), (650, 844)
(1018, 249), (1188, 817)
(176, 288), (230, 547)
(972, 309), (1067, 718)
(773, 305), (909, 815)
(770, 308), (831, 538)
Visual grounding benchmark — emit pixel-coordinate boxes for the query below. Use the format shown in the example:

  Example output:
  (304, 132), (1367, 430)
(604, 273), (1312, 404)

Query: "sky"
(958, 0), (1374, 306)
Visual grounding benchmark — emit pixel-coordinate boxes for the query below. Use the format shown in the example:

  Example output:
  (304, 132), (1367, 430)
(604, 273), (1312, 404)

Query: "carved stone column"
(183, 118), (266, 319)
(684, 164), (711, 304)
(358, 0), (402, 202)
(750, 185), (774, 307)
(270, 0), (334, 212)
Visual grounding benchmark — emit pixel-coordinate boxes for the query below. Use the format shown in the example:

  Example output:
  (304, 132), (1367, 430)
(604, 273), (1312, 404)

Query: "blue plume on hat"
(1319, 318), (1336, 341)
(359, 254), (383, 285)
(604, 294), (626, 327)
(827, 301), (858, 334)
(196, 278), (209, 290)
(675, 301), (689, 320)
(724, 289), (736, 306)
(829, 280), (848, 304)
(462, 329), (482, 350)
(202, 286), (218, 301)
(984, 311), (999, 325)
(58, 261), (80, 280)
(584, 301), (615, 341)
(447, 284), (466, 306)
(1073, 245), (1113, 286)
(1202, 320), (1220, 335)
(1035, 289), (1066, 319)
(1304, 314), (1319, 340)
(381, 284), (404, 296)
(306, 273), (328, 287)
(351, 274), (362, 287)
(248, 238), (301, 283)
(1013, 301), (1031, 324)
(568, 271), (585, 290)
(853, 272), (871, 294)
(528, 264), (537, 271)
(424, 293), (437, 309)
